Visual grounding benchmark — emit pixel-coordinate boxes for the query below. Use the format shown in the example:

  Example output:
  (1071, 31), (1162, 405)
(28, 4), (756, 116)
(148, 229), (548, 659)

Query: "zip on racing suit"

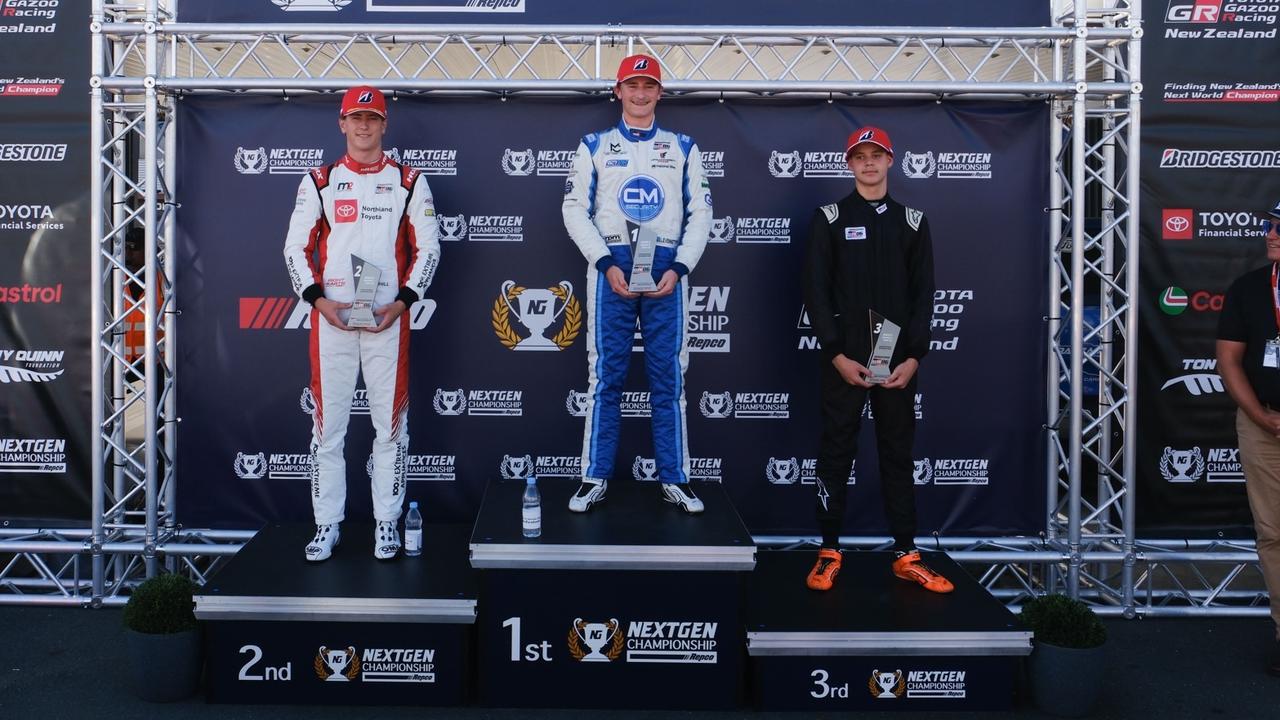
(283, 153), (441, 525)
(562, 120), (713, 486)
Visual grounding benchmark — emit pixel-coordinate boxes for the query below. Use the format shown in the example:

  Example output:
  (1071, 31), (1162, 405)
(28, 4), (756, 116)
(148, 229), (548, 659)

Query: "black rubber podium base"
(195, 523), (477, 705)
(746, 550), (1030, 712)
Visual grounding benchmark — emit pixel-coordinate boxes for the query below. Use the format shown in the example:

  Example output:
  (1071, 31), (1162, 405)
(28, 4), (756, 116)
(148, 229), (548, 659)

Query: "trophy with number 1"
(627, 225), (659, 293)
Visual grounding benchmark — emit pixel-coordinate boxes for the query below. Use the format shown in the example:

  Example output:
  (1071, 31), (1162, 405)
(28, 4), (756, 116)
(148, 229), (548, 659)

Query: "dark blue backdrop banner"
(175, 95), (1048, 536)
(180, 1), (1048, 27)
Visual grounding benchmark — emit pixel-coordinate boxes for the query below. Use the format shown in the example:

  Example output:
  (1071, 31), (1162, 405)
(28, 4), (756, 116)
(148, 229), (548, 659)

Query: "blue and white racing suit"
(562, 120), (713, 485)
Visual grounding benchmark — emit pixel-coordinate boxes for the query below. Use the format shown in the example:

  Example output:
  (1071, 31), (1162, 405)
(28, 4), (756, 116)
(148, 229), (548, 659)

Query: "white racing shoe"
(374, 520), (401, 560)
(304, 523), (340, 562)
(567, 479), (607, 513)
(661, 482), (705, 514)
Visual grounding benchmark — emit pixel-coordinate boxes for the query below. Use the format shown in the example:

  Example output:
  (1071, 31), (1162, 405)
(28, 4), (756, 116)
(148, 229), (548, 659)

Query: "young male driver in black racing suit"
(801, 126), (953, 594)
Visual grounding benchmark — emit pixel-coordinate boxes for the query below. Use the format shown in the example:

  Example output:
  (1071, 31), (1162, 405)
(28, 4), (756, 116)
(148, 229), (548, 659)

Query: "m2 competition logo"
(492, 280), (580, 351)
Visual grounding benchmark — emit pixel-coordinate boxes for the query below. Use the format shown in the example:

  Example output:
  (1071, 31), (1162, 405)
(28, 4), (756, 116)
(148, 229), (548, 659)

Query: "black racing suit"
(802, 190), (934, 551)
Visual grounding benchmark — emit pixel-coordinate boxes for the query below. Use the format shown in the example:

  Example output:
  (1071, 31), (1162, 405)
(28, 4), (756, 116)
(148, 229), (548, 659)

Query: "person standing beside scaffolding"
(1216, 199), (1280, 676)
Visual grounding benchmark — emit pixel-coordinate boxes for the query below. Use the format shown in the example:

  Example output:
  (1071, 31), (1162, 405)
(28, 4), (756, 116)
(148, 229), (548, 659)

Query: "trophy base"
(627, 272), (658, 293)
(345, 302), (377, 329)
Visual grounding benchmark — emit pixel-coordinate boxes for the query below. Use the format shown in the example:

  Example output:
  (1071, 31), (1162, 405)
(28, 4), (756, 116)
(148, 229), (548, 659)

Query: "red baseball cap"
(845, 126), (893, 157)
(340, 86), (387, 118)
(616, 54), (662, 85)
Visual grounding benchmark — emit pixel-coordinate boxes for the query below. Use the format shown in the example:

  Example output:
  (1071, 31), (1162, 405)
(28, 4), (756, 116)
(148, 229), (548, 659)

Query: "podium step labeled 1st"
(470, 478), (756, 710)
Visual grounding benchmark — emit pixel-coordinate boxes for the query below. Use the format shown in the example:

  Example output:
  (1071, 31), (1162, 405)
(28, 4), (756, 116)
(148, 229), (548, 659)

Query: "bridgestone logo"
(0, 144), (66, 162)
(1160, 148), (1280, 168)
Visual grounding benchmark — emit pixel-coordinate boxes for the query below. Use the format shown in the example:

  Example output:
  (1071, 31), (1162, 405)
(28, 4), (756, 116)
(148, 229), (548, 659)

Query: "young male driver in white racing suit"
(562, 54), (713, 514)
(801, 126), (953, 594)
(283, 86), (441, 561)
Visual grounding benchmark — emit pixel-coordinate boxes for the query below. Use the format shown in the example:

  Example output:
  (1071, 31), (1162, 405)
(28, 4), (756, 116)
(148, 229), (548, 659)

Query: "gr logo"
(1165, 0), (1221, 23)
(617, 175), (664, 222)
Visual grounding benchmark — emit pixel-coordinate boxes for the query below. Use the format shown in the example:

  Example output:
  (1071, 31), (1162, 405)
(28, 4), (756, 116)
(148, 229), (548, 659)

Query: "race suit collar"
(339, 153), (390, 174)
(618, 118), (657, 142)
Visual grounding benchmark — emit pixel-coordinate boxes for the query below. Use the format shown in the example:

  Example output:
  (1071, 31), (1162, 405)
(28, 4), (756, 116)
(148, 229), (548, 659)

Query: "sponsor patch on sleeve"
(821, 203), (839, 223)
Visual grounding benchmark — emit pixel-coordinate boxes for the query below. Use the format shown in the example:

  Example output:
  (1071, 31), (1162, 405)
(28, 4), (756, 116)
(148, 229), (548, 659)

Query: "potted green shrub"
(122, 573), (203, 702)
(1021, 593), (1107, 717)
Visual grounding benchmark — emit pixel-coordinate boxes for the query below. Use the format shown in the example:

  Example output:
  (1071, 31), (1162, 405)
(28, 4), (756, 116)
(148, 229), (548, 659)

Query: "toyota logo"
(336, 204), (356, 218)
(1165, 215), (1190, 233)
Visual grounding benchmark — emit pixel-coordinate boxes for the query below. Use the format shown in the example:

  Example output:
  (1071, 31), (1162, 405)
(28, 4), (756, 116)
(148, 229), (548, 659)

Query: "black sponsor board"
(1136, 0), (1280, 532)
(0, 0), (90, 521)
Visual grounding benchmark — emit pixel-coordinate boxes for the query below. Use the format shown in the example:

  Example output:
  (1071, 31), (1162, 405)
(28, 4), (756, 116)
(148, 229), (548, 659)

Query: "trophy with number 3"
(866, 310), (901, 384)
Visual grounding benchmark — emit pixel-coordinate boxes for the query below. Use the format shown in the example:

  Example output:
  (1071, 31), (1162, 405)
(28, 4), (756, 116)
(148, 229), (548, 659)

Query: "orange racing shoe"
(892, 550), (955, 593)
(805, 548), (844, 591)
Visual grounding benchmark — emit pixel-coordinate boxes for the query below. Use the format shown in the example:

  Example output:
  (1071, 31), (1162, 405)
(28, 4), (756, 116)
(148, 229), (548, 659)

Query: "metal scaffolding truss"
(1, 0), (1263, 617)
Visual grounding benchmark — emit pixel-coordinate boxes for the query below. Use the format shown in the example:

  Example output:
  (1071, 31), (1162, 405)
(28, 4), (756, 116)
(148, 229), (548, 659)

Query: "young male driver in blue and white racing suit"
(561, 54), (713, 514)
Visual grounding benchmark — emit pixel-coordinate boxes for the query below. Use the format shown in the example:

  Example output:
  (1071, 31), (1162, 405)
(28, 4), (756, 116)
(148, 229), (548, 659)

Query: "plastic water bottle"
(522, 476), (541, 538)
(404, 501), (423, 556)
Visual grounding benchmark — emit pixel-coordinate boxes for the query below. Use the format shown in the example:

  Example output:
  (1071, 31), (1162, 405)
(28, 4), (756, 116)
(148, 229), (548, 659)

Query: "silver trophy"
(627, 225), (659, 293)
(347, 254), (382, 329)
(866, 310), (901, 384)
(501, 281), (573, 351)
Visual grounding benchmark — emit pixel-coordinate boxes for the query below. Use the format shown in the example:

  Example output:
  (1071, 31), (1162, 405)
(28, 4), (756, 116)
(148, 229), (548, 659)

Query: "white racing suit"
(284, 154), (440, 524)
